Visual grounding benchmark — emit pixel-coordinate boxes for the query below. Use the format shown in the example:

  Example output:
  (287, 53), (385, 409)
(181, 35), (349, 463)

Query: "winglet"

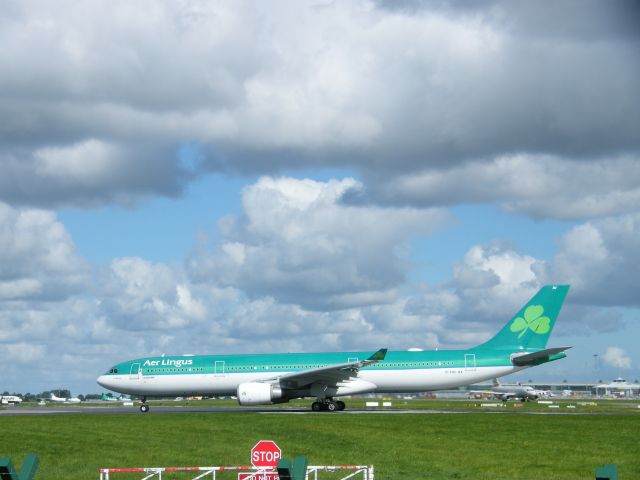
(368, 348), (387, 361)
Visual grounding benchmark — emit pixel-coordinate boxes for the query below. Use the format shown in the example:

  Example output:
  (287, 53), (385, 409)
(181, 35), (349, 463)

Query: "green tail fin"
(477, 285), (570, 351)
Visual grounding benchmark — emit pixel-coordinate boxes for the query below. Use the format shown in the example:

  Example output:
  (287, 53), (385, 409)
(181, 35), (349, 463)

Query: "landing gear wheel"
(140, 404), (150, 413)
(335, 401), (346, 411)
(312, 402), (322, 412)
(327, 402), (337, 412)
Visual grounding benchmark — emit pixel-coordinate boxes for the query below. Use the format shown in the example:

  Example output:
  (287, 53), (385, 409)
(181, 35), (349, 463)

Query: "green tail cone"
(477, 285), (570, 351)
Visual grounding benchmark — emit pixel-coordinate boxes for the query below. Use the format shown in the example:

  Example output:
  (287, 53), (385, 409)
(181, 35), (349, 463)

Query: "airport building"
(592, 378), (640, 397)
(434, 377), (640, 399)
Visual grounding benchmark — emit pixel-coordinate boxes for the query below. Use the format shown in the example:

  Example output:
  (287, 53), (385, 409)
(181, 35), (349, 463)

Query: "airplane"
(101, 393), (118, 401)
(0, 395), (23, 404)
(100, 393), (130, 402)
(470, 378), (542, 401)
(49, 393), (82, 403)
(97, 285), (571, 413)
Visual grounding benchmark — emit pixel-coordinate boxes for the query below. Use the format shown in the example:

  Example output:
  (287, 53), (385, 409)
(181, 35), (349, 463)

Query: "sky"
(1, 0), (640, 395)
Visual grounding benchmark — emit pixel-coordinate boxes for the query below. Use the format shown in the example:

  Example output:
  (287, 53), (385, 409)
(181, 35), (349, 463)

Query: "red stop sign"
(251, 440), (282, 469)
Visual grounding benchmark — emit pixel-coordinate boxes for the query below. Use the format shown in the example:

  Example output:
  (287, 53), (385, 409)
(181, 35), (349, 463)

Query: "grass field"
(2, 402), (639, 479)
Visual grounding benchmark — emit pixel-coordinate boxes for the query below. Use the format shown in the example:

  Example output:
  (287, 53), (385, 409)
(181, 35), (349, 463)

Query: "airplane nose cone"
(97, 375), (113, 389)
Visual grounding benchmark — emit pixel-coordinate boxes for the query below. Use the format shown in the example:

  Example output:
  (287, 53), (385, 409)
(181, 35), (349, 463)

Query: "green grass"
(2, 407), (639, 479)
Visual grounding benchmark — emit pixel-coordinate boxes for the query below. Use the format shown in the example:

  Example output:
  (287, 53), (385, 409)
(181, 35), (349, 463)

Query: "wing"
(269, 348), (387, 390)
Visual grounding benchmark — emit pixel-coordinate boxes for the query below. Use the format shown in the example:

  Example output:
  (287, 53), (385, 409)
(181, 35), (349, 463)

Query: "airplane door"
(464, 354), (476, 371)
(214, 361), (225, 374)
(129, 363), (141, 379)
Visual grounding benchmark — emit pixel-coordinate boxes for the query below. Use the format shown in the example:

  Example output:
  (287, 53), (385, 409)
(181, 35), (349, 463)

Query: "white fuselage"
(1, 395), (22, 404)
(50, 394), (81, 403)
(486, 384), (539, 400)
(97, 365), (525, 398)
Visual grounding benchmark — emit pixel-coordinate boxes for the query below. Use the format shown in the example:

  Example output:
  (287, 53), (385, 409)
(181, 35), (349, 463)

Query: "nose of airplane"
(97, 375), (115, 389)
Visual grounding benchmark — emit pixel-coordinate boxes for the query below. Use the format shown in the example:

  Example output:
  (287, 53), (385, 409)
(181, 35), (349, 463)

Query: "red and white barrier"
(99, 464), (374, 480)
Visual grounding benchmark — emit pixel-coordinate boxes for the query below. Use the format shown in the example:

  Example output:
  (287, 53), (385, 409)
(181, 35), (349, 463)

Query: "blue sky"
(1, 0), (639, 394)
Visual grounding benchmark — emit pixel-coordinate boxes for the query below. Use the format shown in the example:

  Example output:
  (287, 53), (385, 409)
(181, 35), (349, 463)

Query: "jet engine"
(237, 382), (284, 405)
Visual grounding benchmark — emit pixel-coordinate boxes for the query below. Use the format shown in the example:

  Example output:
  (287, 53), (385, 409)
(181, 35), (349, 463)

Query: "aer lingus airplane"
(100, 393), (131, 402)
(97, 285), (570, 412)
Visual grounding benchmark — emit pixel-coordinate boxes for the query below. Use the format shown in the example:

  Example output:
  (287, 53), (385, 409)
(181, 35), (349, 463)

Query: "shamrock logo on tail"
(510, 305), (550, 339)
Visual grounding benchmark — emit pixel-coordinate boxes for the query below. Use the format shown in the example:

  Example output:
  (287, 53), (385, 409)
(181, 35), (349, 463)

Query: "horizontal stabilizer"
(511, 347), (572, 366)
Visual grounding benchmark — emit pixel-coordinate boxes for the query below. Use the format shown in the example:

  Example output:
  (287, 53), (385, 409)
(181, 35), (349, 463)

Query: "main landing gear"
(139, 396), (150, 413)
(311, 399), (345, 412)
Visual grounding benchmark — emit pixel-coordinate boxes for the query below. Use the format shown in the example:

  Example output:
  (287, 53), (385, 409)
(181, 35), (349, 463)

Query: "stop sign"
(251, 440), (282, 469)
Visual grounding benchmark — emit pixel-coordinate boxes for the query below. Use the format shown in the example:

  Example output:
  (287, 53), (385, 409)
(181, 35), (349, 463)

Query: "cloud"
(0, 203), (89, 300)
(601, 346), (632, 370)
(188, 176), (450, 310)
(100, 257), (206, 330)
(0, 0), (637, 215)
(357, 155), (640, 220)
(0, 142), (191, 208)
(418, 237), (637, 342)
(403, 243), (550, 346)
(0, 343), (46, 364)
(449, 243), (544, 323)
(539, 213), (640, 307)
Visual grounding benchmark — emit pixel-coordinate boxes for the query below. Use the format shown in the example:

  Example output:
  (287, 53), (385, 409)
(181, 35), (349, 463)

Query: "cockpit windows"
(109, 368), (119, 374)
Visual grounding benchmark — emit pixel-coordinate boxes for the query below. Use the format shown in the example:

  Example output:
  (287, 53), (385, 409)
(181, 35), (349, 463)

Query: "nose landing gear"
(139, 396), (149, 413)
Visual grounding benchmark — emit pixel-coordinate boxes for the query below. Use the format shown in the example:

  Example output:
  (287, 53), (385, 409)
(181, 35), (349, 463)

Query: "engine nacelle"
(237, 382), (284, 405)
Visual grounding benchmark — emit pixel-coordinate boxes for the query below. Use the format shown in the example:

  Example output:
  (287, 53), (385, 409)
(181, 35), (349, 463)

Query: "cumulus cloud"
(539, 213), (640, 307)
(0, 203), (88, 300)
(602, 346), (632, 370)
(0, 0), (637, 215)
(188, 176), (450, 310)
(100, 257), (206, 330)
(393, 242), (550, 346)
(358, 155), (640, 220)
(411, 235), (638, 343)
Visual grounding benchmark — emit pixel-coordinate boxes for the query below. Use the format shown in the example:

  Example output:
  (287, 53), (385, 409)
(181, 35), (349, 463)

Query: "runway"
(0, 405), (459, 416)
(0, 404), (598, 416)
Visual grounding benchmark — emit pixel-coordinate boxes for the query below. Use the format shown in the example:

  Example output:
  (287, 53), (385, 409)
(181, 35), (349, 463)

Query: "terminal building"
(591, 378), (640, 397)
